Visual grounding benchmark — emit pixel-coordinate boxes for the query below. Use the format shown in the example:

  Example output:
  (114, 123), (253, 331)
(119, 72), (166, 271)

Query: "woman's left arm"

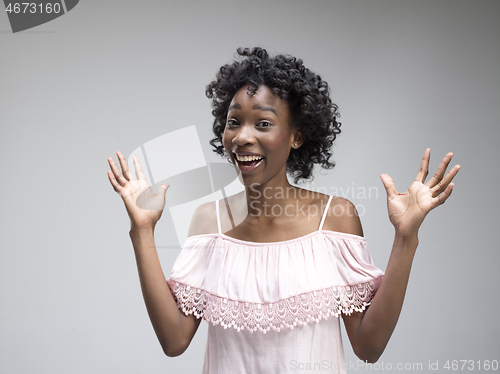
(342, 149), (460, 363)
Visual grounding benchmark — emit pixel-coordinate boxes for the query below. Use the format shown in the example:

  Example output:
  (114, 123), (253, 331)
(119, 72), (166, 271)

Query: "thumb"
(380, 174), (398, 198)
(159, 183), (170, 198)
(144, 184), (169, 211)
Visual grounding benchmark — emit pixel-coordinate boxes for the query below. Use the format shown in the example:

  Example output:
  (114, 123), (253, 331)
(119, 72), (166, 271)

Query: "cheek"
(267, 133), (291, 151)
(222, 129), (231, 152)
(261, 135), (291, 165)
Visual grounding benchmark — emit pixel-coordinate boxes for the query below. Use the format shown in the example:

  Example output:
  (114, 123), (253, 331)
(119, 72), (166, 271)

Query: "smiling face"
(222, 85), (302, 188)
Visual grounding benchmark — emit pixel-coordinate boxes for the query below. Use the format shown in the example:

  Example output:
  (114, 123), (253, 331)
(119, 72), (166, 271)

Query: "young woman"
(107, 47), (460, 373)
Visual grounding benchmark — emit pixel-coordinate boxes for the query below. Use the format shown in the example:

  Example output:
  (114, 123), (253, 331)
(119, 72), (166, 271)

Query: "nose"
(232, 124), (255, 147)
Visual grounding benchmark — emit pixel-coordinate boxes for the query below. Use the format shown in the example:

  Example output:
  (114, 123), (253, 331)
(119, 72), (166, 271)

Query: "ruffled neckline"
(186, 229), (366, 247)
(169, 230), (383, 333)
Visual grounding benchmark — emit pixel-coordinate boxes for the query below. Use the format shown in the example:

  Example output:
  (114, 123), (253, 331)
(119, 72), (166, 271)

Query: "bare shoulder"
(322, 196), (364, 237)
(187, 201), (218, 237)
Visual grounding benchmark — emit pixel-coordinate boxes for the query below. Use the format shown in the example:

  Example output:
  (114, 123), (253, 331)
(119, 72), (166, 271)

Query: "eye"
(257, 121), (272, 128)
(226, 119), (239, 127)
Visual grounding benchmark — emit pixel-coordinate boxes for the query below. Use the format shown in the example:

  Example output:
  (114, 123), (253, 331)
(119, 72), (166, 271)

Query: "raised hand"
(107, 151), (169, 231)
(380, 149), (460, 238)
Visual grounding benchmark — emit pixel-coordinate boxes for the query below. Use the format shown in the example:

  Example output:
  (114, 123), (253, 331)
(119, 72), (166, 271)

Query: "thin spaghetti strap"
(215, 200), (222, 234)
(318, 195), (334, 231)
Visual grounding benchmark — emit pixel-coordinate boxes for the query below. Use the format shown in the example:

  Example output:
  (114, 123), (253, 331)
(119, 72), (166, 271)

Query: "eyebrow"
(228, 103), (278, 116)
(252, 105), (277, 116)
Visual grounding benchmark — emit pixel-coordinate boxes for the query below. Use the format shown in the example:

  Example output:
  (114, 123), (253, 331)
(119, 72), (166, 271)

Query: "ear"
(291, 128), (304, 149)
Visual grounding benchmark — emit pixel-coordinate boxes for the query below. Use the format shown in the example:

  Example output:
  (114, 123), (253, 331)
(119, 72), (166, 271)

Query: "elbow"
(354, 345), (385, 364)
(163, 347), (182, 357)
(158, 316), (200, 357)
(161, 337), (192, 357)
(357, 354), (382, 365)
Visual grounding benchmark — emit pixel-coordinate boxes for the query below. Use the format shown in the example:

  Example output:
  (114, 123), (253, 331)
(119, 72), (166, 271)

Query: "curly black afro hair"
(206, 47), (341, 183)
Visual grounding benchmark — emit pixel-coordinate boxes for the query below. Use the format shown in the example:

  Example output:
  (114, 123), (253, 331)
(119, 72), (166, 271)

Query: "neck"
(243, 176), (301, 218)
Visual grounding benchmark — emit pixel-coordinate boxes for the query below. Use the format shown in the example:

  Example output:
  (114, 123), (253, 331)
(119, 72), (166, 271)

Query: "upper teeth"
(235, 154), (264, 162)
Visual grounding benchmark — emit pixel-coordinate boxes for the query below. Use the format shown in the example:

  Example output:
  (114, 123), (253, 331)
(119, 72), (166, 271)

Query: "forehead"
(229, 85), (289, 113)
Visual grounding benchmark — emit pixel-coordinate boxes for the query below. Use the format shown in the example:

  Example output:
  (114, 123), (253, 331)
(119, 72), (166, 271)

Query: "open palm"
(380, 149), (460, 238)
(107, 151), (169, 231)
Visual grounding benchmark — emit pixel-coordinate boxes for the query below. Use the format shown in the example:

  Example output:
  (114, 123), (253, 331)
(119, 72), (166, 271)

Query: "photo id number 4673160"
(442, 360), (498, 371)
(5, 2), (62, 14)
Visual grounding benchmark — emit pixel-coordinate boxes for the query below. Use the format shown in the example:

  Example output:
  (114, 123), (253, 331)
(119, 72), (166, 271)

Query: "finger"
(107, 157), (128, 186)
(116, 151), (134, 181)
(431, 164), (461, 196)
(107, 170), (122, 193)
(426, 152), (454, 188)
(432, 182), (454, 208)
(380, 174), (398, 199)
(414, 148), (430, 183)
(133, 155), (147, 180)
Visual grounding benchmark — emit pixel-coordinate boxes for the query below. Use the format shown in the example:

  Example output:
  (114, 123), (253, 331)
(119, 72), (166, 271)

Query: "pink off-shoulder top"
(167, 195), (384, 374)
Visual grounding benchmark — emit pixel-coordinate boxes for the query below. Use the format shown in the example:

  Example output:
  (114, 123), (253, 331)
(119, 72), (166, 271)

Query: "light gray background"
(1, 1), (499, 373)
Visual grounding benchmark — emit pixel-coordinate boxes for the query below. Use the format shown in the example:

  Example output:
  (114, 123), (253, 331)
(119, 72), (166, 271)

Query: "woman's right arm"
(107, 151), (201, 357)
(130, 227), (201, 357)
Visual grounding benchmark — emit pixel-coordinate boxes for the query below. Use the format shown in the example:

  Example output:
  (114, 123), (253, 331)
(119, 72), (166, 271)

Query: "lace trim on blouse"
(167, 276), (383, 333)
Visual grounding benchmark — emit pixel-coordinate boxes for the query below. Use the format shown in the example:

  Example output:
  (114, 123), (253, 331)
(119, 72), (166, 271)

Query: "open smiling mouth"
(234, 153), (265, 171)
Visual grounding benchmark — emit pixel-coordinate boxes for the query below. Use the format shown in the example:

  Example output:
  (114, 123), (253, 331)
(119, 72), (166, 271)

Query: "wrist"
(129, 225), (155, 238)
(394, 230), (419, 243)
(393, 230), (419, 257)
